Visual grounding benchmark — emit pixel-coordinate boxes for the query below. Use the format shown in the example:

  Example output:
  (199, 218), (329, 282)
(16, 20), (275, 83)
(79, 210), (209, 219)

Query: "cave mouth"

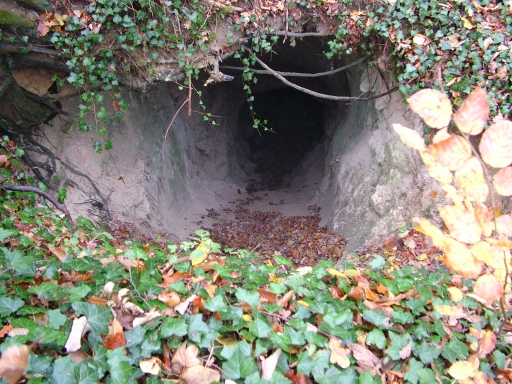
(238, 87), (325, 192)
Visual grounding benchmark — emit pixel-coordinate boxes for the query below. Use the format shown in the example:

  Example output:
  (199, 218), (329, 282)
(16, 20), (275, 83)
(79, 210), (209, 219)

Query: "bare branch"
(242, 47), (401, 102)
(221, 56), (367, 78)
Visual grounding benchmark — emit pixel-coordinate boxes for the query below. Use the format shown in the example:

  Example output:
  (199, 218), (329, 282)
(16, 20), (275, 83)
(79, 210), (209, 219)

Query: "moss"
(15, 0), (52, 13)
(0, 9), (35, 28)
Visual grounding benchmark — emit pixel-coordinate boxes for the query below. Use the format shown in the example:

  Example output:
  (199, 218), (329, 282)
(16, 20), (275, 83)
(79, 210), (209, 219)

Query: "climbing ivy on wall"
(36, 0), (512, 146)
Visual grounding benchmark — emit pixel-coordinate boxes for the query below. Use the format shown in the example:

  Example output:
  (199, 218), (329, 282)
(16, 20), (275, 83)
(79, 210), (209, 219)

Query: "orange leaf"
(87, 296), (108, 306)
(171, 341), (201, 374)
(497, 214), (512, 237)
(493, 166), (512, 196)
(420, 152), (453, 184)
(442, 238), (483, 278)
(428, 134), (472, 171)
(0, 324), (13, 338)
(393, 124), (427, 152)
(474, 203), (494, 237)
(407, 89), (452, 128)
(0, 344), (30, 384)
(103, 331), (126, 350)
(455, 157), (488, 202)
(453, 87), (490, 135)
(477, 330), (496, 358)
(413, 218), (446, 248)
(473, 274), (504, 304)
(257, 288), (277, 303)
(479, 120), (512, 168)
(440, 205), (481, 244)
(284, 371), (308, 384)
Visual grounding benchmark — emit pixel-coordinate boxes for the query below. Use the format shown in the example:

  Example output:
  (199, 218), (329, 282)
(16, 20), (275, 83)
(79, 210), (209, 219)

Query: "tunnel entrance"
(238, 87), (325, 192)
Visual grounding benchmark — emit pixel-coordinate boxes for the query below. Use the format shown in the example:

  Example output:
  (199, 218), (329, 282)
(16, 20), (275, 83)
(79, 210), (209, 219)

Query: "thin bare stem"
(164, 99), (189, 139)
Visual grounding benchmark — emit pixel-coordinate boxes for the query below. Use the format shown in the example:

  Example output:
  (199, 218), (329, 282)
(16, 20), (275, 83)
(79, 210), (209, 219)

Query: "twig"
(188, 74), (192, 116)
(221, 56), (367, 78)
(271, 31), (331, 37)
(1, 184), (73, 224)
(165, 99), (189, 138)
(242, 47), (401, 102)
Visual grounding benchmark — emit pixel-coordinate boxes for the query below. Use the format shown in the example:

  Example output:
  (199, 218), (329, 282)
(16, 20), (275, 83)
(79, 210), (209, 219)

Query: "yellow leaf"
(393, 124), (427, 152)
(215, 336), (238, 347)
(242, 314), (253, 322)
(471, 241), (503, 269)
(420, 152), (453, 184)
(447, 360), (478, 381)
(269, 273), (281, 283)
(191, 241), (211, 266)
(453, 87), (489, 135)
(326, 268), (345, 277)
(413, 218), (446, 248)
(343, 270), (360, 277)
(473, 274), (504, 304)
(478, 330), (497, 358)
(428, 134), (472, 171)
(440, 205), (481, 244)
(407, 89), (452, 129)
(448, 287), (464, 302)
(461, 17), (474, 29)
(140, 357), (162, 375)
(479, 120), (512, 168)
(474, 203), (494, 237)
(54, 13), (65, 26)
(442, 238), (483, 278)
(493, 166), (512, 196)
(297, 300), (309, 307)
(455, 157), (488, 202)
(328, 338), (351, 368)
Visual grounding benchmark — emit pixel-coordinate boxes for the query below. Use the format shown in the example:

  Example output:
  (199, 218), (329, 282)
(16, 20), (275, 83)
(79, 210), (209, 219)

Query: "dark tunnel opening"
(238, 87), (325, 192)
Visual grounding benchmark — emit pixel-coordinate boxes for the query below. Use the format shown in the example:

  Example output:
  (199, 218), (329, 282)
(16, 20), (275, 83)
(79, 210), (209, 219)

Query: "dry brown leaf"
(478, 330), (497, 358)
(328, 338), (351, 368)
(47, 243), (68, 261)
(479, 120), (512, 168)
(0, 344), (30, 384)
(493, 166), (512, 196)
(455, 157), (489, 202)
(261, 348), (282, 380)
(453, 87), (490, 135)
(181, 365), (221, 384)
(104, 319), (126, 350)
(393, 124), (427, 152)
(171, 341), (202, 373)
(347, 343), (381, 371)
(428, 134), (472, 171)
(158, 290), (181, 308)
(399, 341), (412, 360)
(65, 317), (90, 353)
(140, 356), (162, 375)
(440, 205), (482, 244)
(442, 238), (483, 278)
(447, 360), (478, 381)
(473, 274), (504, 304)
(277, 290), (295, 307)
(407, 89), (452, 128)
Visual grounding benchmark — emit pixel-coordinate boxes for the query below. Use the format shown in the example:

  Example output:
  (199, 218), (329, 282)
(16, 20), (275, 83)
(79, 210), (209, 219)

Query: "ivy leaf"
(0, 229), (17, 242)
(248, 317), (272, 338)
(160, 317), (188, 338)
(75, 361), (100, 384)
(366, 328), (387, 349)
(362, 309), (390, 329)
(221, 342), (258, 380)
(369, 254), (386, 270)
(297, 351), (316, 375)
(235, 288), (260, 308)
(415, 340), (441, 364)
(72, 302), (112, 334)
(204, 295), (228, 312)
(404, 358), (423, 384)
(52, 355), (78, 384)
(0, 296), (24, 317)
(386, 332), (412, 360)
(2, 248), (35, 274)
(314, 366), (357, 384)
(107, 347), (135, 384)
(68, 285), (92, 302)
(47, 309), (68, 330)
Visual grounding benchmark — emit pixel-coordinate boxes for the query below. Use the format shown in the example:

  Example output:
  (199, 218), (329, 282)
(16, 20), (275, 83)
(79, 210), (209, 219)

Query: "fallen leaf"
(442, 237), (483, 278)
(328, 338), (351, 368)
(65, 317), (91, 353)
(347, 343), (381, 371)
(0, 344), (30, 384)
(407, 89), (452, 129)
(104, 319), (126, 350)
(447, 360), (478, 381)
(478, 330), (496, 358)
(262, 348), (282, 380)
(140, 356), (162, 375)
(171, 341), (202, 373)
(181, 365), (221, 384)
(440, 205), (481, 244)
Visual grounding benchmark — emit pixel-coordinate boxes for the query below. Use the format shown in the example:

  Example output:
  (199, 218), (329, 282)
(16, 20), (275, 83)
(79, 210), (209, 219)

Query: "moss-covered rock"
(15, 0), (53, 13)
(0, 9), (35, 28)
